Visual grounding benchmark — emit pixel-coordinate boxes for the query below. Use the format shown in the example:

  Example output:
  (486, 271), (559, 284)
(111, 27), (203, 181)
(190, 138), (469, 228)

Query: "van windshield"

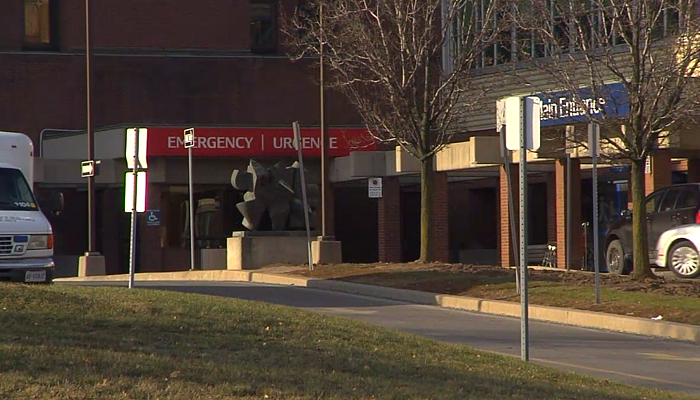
(0, 168), (38, 211)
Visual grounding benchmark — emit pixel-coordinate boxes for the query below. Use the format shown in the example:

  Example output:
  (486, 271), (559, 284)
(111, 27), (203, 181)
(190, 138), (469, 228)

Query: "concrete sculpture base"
(78, 252), (106, 277)
(227, 231), (317, 270)
(312, 236), (342, 265)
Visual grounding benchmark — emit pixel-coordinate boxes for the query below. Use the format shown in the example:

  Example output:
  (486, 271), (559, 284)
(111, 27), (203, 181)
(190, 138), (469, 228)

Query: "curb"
(56, 271), (700, 344)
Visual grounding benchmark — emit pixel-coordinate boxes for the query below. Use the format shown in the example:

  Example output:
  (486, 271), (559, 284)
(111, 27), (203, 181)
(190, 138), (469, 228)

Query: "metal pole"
(85, 0), (96, 254)
(319, 1), (329, 239)
(566, 153), (571, 271)
(592, 126), (601, 304)
(128, 129), (139, 289)
(582, 223), (588, 269)
(519, 99), (530, 362)
(188, 146), (196, 271)
(293, 122), (314, 271)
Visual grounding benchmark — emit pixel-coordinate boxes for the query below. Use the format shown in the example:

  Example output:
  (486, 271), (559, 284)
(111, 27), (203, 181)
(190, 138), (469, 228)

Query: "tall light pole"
(85, 0), (96, 254)
(319, 1), (329, 239)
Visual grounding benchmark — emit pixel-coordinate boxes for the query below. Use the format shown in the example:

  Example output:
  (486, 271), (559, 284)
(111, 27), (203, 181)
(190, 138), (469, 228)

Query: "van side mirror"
(620, 209), (631, 218)
(38, 191), (64, 215)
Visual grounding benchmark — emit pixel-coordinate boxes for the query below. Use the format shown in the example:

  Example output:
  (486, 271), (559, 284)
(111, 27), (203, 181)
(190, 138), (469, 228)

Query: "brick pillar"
(431, 172), (450, 262)
(688, 159), (700, 183)
(546, 172), (556, 242)
(139, 184), (164, 272)
(555, 158), (582, 269)
(645, 150), (672, 195)
(499, 164), (519, 268)
(378, 177), (401, 262)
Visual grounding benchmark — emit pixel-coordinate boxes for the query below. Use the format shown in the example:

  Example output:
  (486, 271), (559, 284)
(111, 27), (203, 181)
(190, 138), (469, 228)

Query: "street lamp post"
(311, 2), (342, 266)
(86, 0), (96, 254)
(319, 1), (329, 239)
(77, 0), (105, 277)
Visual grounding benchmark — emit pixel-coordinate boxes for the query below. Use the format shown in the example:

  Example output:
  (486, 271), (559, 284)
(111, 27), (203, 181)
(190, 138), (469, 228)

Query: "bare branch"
(282, 0), (500, 161)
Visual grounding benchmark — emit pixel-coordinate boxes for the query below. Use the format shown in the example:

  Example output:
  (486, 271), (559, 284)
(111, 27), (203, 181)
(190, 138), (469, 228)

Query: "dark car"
(604, 183), (700, 274)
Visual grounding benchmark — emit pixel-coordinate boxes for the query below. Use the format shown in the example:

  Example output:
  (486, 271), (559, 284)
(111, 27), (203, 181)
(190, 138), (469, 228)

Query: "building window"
(251, 0), (278, 54)
(459, 0), (684, 70)
(24, 0), (57, 50)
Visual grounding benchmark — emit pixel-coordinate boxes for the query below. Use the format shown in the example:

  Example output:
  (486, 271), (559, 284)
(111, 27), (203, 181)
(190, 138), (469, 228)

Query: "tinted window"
(659, 188), (681, 212)
(0, 168), (38, 210)
(677, 187), (700, 209)
(645, 191), (664, 214)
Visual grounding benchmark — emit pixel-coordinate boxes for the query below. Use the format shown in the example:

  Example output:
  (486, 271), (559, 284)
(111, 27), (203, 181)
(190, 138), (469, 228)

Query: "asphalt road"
(64, 280), (700, 397)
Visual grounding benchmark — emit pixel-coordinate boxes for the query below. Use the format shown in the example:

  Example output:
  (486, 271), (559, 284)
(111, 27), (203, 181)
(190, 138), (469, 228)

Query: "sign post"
(565, 126), (576, 272)
(589, 123), (601, 304)
(505, 95), (541, 362)
(184, 128), (196, 271)
(125, 127), (148, 289)
(497, 99), (520, 293)
(292, 122), (314, 271)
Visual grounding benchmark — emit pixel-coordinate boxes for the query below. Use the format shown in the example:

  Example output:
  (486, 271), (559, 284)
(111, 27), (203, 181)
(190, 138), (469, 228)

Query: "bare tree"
(283, 0), (499, 262)
(506, 0), (700, 279)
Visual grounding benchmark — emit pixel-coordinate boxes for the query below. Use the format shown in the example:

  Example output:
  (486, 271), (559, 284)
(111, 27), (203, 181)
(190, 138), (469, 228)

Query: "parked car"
(604, 183), (700, 275)
(655, 225), (700, 278)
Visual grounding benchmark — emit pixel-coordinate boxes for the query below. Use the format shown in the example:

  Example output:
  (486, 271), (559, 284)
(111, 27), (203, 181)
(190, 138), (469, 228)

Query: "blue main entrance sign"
(535, 82), (629, 127)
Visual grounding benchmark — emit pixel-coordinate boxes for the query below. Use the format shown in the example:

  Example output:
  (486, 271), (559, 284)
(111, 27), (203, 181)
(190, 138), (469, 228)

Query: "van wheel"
(668, 241), (700, 279)
(606, 240), (630, 275)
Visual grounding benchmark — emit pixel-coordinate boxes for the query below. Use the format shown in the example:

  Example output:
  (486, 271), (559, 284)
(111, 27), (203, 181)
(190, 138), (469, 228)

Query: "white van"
(0, 132), (62, 283)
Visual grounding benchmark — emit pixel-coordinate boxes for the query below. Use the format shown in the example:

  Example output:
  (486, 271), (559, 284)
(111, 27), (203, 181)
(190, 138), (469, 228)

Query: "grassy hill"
(0, 283), (693, 399)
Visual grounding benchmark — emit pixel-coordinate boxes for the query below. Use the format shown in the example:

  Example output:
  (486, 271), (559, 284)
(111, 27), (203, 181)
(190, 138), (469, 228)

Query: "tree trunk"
(630, 160), (655, 280)
(419, 156), (434, 262)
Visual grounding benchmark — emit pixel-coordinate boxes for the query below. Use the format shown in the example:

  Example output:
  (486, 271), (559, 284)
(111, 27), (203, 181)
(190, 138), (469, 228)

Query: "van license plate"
(25, 270), (46, 283)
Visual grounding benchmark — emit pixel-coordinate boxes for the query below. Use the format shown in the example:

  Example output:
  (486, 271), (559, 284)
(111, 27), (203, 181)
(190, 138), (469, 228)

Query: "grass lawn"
(287, 263), (700, 326)
(0, 283), (694, 399)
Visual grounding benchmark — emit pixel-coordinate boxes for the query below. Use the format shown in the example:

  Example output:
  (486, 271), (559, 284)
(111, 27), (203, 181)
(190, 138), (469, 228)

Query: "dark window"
(645, 191), (665, 214)
(659, 188), (681, 212)
(251, 0), (278, 54)
(677, 188), (700, 209)
(24, 0), (57, 50)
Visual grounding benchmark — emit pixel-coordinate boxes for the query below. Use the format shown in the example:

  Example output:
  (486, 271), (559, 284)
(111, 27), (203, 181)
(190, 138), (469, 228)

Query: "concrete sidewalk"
(56, 269), (700, 345)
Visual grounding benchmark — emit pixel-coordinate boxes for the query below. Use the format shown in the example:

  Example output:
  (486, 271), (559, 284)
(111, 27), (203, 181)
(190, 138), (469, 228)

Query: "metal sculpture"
(231, 160), (318, 231)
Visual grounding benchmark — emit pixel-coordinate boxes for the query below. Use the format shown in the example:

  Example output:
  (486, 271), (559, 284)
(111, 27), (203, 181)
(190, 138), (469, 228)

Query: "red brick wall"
(0, 0), (308, 52)
(556, 158), (582, 269)
(645, 150), (672, 195)
(499, 164), (519, 268)
(0, 0), (361, 146)
(0, 54), (358, 148)
(0, 2), (22, 50)
(378, 177), (401, 262)
(62, 0), (251, 51)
